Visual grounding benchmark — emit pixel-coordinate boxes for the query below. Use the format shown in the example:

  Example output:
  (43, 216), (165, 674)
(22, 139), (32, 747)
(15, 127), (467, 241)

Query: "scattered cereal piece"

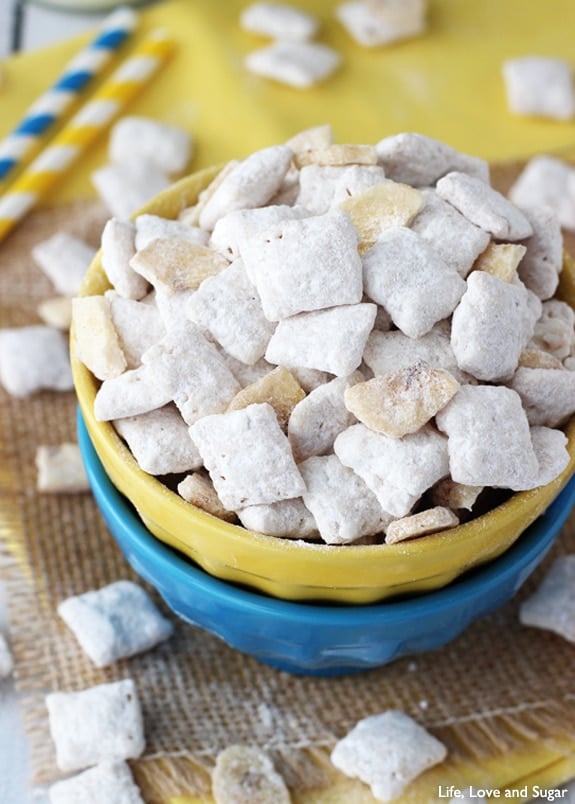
(36, 443), (89, 494)
(296, 163), (387, 215)
(135, 213), (209, 251)
(245, 41), (341, 89)
(517, 206), (563, 300)
(212, 744), (291, 804)
(106, 291), (165, 370)
(72, 295), (127, 381)
(436, 171), (533, 241)
(386, 506), (459, 544)
(334, 423), (449, 517)
(375, 132), (489, 187)
(227, 366), (305, 430)
(32, 232), (96, 296)
(502, 56), (575, 121)
(472, 242), (526, 282)
(300, 454), (392, 544)
(265, 303), (377, 377)
(337, 0), (427, 48)
(178, 471), (237, 522)
(101, 218), (149, 301)
(0, 326), (73, 397)
(130, 238), (229, 295)
(509, 367), (575, 427)
(330, 710), (447, 801)
(46, 679), (145, 772)
(49, 761), (145, 804)
(436, 384), (540, 490)
(37, 296), (73, 330)
(92, 160), (170, 218)
(189, 403), (305, 510)
(362, 227), (466, 338)
(519, 555), (575, 643)
(240, 2), (318, 41)
(58, 580), (174, 668)
(508, 156), (575, 233)
(339, 181), (423, 249)
(0, 633), (13, 679)
(430, 478), (483, 511)
(294, 143), (378, 169)
(238, 498), (318, 538)
(199, 145), (293, 231)
(344, 363), (460, 438)
(114, 405), (202, 475)
(109, 116), (192, 175)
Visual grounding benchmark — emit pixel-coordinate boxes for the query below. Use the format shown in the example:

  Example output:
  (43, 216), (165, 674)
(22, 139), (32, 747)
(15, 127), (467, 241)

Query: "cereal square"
(296, 164), (387, 215)
(101, 218), (148, 301)
(337, 0), (426, 48)
(508, 156), (575, 232)
(36, 443), (89, 494)
(238, 498), (318, 539)
(32, 232), (96, 296)
(109, 116), (192, 174)
(0, 326), (73, 397)
(49, 761), (145, 804)
(502, 56), (575, 121)
(240, 2), (318, 41)
(509, 367), (575, 427)
(245, 41), (341, 89)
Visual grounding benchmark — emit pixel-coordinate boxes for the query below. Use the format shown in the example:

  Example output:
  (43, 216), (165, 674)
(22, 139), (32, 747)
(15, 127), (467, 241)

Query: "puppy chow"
(430, 478), (483, 512)
(508, 155), (575, 233)
(285, 123), (334, 154)
(530, 299), (575, 360)
(32, 232), (96, 296)
(72, 295), (127, 381)
(517, 206), (563, 300)
(209, 204), (309, 262)
(212, 744), (291, 804)
(529, 426), (570, 488)
(240, 2), (318, 41)
(94, 364), (173, 422)
(49, 761), (144, 804)
(502, 56), (575, 121)
(134, 213), (209, 251)
(473, 242), (526, 282)
(337, 0), (427, 48)
(106, 291), (165, 369)
(130, 238), (228, 295)
(227, 365), (305, 429)
(109, 116), (192, 175)
(519, 555), (575, 643)
(178, 471), (237, 522)
(0, 326), (73, 397)
(101, 218), (148, 300)
(46, 679), (145, 772)
(238, 498), (318, 539)
(189, 403), (305, 510)
(294, 143), (378, 169)
(153, 287), (197, 332)
(330, 710), (447, 801)
(245, 41), (341, 89)
(289, 366), (334, 392)
(240, 208), (362, 321)
(509, 367), (575, 428)
(362, 227), (466, 338)
(92, 160), (170, 218)
(265, 303), (377, 376)
(519, 348), (564, 370)
(296, 163), (387, 215)
(37, 296), (73, 330)
(220, 352), (275, 387)
(340, 180), (423, 249)
(0, 633), (13, 679)
(386, 506), (459, 544)
(36, 443), (90, 494)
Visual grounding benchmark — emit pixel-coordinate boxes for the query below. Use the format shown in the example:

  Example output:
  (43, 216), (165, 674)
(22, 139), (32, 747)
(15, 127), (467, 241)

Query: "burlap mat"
(1, 163), (575, 803)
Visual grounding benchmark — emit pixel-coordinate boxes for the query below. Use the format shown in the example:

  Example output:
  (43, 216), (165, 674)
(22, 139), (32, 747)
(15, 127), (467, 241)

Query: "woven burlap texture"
(1, 166), (575, 804)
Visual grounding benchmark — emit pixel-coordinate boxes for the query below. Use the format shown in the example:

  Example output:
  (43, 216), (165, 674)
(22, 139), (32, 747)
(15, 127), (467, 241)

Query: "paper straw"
(0, 29), (175, 243)
(0, 6), (138, 186)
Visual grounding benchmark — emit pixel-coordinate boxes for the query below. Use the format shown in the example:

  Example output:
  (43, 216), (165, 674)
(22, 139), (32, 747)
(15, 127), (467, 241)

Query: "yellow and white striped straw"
(0, 29), (175, 243)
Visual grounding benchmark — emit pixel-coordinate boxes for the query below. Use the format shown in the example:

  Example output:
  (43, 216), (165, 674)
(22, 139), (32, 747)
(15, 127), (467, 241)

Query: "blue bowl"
(78, 411), (575, 676)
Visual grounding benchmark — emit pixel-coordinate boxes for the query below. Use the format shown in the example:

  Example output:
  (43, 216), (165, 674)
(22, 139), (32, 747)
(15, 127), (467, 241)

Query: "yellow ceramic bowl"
(72, 166), (575, 604)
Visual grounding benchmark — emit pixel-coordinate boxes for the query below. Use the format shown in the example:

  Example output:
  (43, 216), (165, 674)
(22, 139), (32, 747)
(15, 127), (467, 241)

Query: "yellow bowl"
(72, 166), (575, 604)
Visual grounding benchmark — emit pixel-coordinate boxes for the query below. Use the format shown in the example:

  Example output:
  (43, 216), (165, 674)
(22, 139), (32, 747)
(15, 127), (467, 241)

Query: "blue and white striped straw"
(0, 5), (137, 184)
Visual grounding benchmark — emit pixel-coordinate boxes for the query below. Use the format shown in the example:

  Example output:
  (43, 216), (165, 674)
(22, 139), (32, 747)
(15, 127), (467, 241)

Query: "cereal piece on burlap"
(0, 326), (73, 397)
(186, 259), (275, 364)
(178, 471), (236, 522)
(58, 580), (174, 668)
(49, 761), (144, 804)
(294, 143), (378, 168)
(0, 633), (13, 679)
(435, 384), (540, 490)
(210, 205), (309, 262)
(240, 209), (362, 321)
(286, 123), (334, 154)
(212, 744), (291, 804)
(238, 498), (318, 539)
(450, 271), (531, 382)
(436, 171), (533, 240)
(516, 206), (563, 300)
(508, 156), (575, 232)
(362, 227), (466, 338)
(363, 324), (470, 383)
(337, 0), (426, 48)
(245, 41), (341, 89)
(32, 232), (96, 295)
(106, 291), (165, 369)
(72, 296), (127, 381)
(109, 116), (192, 174)
(92, 160), (170, 219)
(334, 423), (449, 517)
(530, 299), (575, 360)
(411, 188), (490, 278)
(344, 363), (459, 438)
(502, 56), (575, 120)
(37, 296), (73, 330)
(375, 132), (489, 187)
(299, 454), (392, 545)
(509, 367), (575, 427)
(529, 426), (570, 488)
(199, 146), (292, 231)
(339, 181), (423, 249)
(130, 238), (228, 295)
(46, 679), (145, 772)
(519, 555), (575, 643)
(266, 303), (377, 377)
(240, 2), (318, 40)
(386, 506), (459, 544)
(288, 372), (361, 461)
(101, 218), (149, 301)
(227, 366), (305, 430)
(518, 348), (564, 370)
(114, 405), (202, 475)
(430, 478), (483, 512)
(36, 443), (89, 494)
(135, 214), (209, 251)
(331, 710), (447, 802)
(472, 242), (527, 282)
(296, 163), (387, 215)
(189, 403), (305, 510)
